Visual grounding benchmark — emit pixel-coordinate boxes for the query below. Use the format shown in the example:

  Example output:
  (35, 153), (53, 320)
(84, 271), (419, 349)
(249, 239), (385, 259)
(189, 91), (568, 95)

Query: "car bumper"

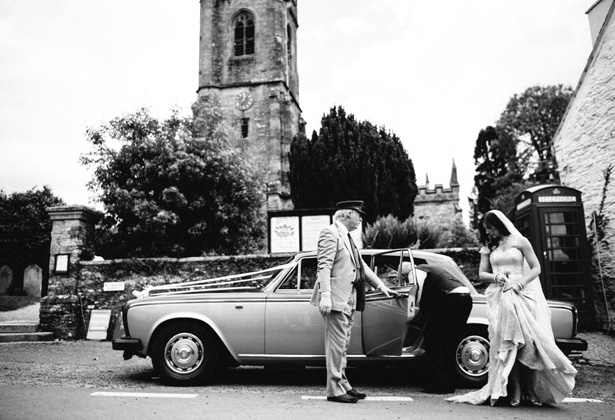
(112, 337), (142, 360)
(556, 337), (588, 358)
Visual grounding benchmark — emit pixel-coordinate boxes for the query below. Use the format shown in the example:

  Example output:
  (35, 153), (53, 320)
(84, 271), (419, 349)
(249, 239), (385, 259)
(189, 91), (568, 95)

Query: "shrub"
(363, 213), (478, 249)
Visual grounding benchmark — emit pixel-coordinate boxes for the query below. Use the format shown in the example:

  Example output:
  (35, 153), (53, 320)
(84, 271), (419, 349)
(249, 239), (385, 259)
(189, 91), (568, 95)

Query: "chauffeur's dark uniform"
(417, 264), (473, 393)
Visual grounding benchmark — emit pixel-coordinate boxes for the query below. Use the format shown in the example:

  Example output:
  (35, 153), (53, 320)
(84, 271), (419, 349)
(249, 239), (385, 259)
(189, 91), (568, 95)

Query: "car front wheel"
(454, 326), (490, 386)
(151, 321), (219, 385)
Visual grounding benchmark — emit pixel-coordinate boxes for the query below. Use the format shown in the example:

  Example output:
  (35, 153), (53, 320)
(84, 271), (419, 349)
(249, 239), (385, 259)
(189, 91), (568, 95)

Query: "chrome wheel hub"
(457, 335), (489, 377)
(164, 333), (204, 374)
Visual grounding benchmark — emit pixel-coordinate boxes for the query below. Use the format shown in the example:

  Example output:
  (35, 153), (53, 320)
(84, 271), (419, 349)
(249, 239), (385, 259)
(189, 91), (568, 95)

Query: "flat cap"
(336, 200), (366, 215)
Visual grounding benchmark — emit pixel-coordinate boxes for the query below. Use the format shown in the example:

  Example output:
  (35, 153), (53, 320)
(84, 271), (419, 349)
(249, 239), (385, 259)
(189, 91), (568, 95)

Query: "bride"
(447, 210), (577, 406)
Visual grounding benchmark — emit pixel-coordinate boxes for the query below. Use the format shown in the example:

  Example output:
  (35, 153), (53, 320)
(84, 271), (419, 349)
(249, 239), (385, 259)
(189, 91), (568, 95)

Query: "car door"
(264, 256), (325, 355)
(360, 249), (418, 356)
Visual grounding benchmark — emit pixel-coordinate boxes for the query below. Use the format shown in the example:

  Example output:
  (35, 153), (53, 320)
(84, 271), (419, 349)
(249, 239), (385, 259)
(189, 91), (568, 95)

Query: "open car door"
(360, 249), (418, 356)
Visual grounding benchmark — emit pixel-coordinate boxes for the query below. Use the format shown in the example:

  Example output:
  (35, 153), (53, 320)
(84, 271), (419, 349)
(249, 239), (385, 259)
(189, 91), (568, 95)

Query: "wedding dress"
(447, 211), (577, 406)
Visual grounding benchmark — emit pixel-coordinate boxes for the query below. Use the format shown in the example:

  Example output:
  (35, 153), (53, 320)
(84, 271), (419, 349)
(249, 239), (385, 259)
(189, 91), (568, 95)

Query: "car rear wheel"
(151, 321), (219, 385)
(454, 326), (490, 386)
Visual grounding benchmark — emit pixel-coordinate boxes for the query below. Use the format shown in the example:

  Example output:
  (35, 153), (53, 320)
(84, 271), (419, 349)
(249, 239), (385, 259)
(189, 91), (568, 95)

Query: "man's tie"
(348, 233), (366, 311)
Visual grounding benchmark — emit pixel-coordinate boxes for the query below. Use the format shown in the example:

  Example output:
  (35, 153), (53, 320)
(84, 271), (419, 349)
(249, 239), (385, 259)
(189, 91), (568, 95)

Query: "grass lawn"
(0, 296), (40, 312)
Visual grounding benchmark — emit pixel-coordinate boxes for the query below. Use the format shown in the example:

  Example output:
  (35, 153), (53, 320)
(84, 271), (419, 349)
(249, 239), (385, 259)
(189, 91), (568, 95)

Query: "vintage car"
(113, 248), (587, 386)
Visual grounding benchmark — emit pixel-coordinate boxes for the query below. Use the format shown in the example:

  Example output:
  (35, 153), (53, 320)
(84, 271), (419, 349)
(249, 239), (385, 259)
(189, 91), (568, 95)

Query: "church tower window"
(241, 118), (250, 138)
(234, 12), (255, 56)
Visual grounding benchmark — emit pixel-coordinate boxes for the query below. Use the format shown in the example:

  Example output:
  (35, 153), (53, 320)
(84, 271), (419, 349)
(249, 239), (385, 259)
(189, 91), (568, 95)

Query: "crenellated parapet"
(413, 160), (461, 220)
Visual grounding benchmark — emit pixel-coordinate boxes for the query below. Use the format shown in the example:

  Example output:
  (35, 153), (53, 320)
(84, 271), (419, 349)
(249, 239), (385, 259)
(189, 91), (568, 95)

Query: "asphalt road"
(0, 338), (613, 420)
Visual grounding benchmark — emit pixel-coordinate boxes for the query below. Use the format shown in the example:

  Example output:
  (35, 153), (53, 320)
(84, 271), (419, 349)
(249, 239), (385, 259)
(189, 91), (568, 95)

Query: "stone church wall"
(553, 8), (615, 331)
(197, 0), (300, 196)
(413, 184), (461, 221)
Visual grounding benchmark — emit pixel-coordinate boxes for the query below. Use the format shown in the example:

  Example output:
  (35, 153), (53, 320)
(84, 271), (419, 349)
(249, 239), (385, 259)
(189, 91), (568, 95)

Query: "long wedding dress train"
(447, 246), (577, 406)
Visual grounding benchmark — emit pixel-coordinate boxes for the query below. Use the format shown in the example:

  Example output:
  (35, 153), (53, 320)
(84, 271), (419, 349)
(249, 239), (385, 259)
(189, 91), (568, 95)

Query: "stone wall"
(40, 200), (483, 340)
(414, 182), (462, 221)
(74, 254), (290, 340)
(41, 206), (101, 339)
(553, 5), (615, 331)
(40, 248), (480, 340)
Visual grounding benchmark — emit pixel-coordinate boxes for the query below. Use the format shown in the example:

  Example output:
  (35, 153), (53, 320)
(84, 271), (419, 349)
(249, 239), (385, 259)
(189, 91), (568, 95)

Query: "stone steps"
(0, 321), (54, 342)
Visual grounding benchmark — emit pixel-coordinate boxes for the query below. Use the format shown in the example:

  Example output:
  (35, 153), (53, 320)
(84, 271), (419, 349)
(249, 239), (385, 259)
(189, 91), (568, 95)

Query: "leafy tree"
(80, 96), (267, 258)
(472, 85), (572, 223)
(437, 214), (480, 248)
(488, 181), (538, 216)
(0, 186), (65, 293)
(288, 106), (418, 224)
(473, 125), (523, 217)
(497, 84), (573, 183)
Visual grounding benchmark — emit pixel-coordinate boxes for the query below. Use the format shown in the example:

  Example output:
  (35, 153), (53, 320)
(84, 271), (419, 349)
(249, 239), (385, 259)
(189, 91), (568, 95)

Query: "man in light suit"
(311, 200), (398, 403)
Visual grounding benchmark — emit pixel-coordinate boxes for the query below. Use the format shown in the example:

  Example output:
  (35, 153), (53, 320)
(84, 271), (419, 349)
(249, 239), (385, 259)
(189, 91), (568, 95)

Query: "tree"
(487, 181), (537, 215)
(288, 106), (418, 224)
(437, 214), (480, 248)
(472, 125), (523, 217)
(497, 84), (573, 183)
(0, 186), (65, 292)
(80, 96), (267, 258)
(472, 85), (572, 223)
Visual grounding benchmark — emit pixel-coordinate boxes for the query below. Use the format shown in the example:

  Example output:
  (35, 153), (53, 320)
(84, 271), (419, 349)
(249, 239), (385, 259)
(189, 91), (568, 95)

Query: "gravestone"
(23, 265), (42, 297)
(0, 265), (12, 295)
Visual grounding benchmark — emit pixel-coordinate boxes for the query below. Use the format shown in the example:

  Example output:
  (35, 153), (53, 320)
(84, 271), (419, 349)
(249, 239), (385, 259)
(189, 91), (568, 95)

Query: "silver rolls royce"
(112, 248), (587, 386)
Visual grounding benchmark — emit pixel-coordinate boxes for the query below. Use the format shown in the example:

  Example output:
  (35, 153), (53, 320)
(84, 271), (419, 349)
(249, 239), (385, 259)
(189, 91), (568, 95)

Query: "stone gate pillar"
(40, 205), (101, 339)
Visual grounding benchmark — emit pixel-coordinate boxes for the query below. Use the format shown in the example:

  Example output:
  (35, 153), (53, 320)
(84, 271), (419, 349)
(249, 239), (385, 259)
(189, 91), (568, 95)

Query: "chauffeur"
(413, 264), (472, 394)
(311, 200), (398, 403)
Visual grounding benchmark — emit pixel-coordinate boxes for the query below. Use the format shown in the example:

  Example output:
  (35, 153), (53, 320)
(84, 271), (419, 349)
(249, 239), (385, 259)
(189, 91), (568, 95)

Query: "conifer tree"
(288, 106), (417, 223)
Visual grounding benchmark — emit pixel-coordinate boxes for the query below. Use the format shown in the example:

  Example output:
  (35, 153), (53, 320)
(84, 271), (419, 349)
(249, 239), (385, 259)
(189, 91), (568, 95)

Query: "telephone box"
(513, 185), (594, 329)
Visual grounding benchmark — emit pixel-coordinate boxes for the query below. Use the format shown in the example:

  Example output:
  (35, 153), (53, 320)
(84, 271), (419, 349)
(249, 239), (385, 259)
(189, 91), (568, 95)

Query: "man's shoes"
(327, 393), (359, 403)
(346, 389), (367, 399)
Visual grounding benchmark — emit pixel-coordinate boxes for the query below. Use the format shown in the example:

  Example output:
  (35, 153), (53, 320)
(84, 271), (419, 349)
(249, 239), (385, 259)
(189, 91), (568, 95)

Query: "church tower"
(414, 160), (461, 221)
(196, 0), (302, 210)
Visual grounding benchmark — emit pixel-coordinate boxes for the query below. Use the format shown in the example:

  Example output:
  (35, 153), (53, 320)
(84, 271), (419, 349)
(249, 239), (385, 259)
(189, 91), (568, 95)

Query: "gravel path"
(1, 303), (614, 365)
(0, 303), (614, 402)
(0, 302), (40, 322)
(577, 331), (615, 366)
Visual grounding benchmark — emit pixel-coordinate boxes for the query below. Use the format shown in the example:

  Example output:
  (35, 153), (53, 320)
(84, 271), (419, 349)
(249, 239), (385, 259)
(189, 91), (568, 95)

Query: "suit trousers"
(323, 310), (354, 397)
(423, 293), (472, 389)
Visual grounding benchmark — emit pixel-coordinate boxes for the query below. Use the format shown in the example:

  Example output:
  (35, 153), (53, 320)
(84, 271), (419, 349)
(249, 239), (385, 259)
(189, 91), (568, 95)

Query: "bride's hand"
(511, 281), (523, 294)
(495, 272), (510, 287)
(503, 280), (522, 294)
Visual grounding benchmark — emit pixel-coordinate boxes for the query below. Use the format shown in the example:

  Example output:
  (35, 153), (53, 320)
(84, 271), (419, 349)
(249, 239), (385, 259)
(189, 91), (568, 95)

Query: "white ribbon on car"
(131, 263), (294, 298)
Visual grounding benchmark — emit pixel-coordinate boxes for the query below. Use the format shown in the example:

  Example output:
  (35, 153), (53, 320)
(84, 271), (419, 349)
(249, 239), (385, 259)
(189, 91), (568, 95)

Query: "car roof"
(291, 248), (477, 294)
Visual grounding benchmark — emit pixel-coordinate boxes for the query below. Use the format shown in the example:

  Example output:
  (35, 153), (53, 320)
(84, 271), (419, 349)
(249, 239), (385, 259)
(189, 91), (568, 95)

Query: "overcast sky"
(0, 0), (596, 219)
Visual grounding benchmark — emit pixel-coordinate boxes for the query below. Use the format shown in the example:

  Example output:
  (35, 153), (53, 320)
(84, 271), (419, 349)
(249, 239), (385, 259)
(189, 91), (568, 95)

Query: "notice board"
(86, 309), (112, 340)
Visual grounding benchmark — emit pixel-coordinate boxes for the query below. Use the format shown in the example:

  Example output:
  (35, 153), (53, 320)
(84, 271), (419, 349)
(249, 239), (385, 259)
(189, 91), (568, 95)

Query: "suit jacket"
(310, 222), (383, 312)
(417, 264), (467, 313)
